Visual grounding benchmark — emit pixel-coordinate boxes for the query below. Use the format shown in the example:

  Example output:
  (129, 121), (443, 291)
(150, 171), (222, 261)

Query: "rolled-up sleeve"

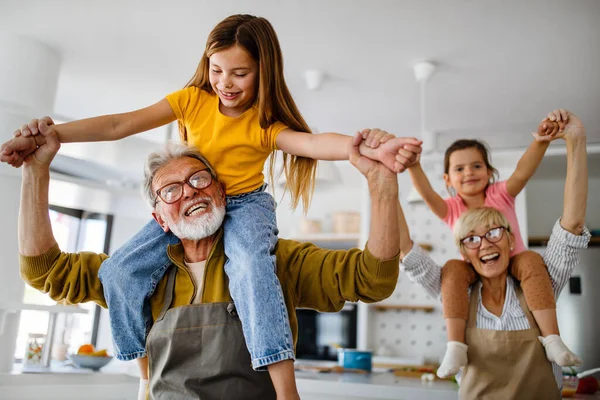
(280, 239), (400, 312)
(544, 219), (591, 298)
(400, 244), (442, 300)
(20, 244), (108, 308)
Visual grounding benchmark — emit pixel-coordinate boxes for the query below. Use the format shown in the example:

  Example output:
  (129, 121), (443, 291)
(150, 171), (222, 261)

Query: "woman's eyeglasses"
(460, 227), (505, 249)
(154, 169), (215, 206)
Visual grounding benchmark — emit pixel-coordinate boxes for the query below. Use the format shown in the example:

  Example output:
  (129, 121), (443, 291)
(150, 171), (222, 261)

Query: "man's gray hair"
(142, 142), (218, 208)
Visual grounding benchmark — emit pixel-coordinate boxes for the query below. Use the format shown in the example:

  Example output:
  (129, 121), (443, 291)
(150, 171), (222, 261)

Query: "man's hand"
(356, 128), (422, 173)
(349, 132), (398, 188)
(562, 112), (586, 140)
(23, 119), (61, 168)
(1, 116), (53, 167)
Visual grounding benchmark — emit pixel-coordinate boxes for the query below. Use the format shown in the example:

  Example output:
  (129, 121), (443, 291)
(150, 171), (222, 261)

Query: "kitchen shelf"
(373, 305), (435, 313)
(289, 233), (361, 250)
(417, 243), (433, 252)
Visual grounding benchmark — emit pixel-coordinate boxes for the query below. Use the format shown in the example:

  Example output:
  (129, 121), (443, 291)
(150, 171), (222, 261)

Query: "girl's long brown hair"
(180, 14), (316, 211)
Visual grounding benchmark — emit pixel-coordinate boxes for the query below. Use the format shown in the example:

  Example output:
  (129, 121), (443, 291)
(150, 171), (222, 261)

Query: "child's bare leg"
(437, 260), (477, 378)
(510, 251), (581, 366)
(268, 359), (300, 400)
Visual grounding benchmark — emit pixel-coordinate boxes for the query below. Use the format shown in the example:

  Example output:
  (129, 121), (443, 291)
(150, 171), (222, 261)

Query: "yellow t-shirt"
(165, 87), (288, 195)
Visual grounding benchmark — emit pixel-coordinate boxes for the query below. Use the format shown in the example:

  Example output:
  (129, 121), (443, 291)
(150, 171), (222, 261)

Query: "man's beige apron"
(146, 267), (276, 399)
(459, 281), (560, 400)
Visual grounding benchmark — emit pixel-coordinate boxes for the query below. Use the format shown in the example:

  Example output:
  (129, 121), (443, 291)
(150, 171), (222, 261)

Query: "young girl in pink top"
(396, 109), (581, 378)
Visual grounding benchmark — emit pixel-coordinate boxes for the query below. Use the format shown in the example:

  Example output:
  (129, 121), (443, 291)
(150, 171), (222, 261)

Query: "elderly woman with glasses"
(398, 113), (590, 400)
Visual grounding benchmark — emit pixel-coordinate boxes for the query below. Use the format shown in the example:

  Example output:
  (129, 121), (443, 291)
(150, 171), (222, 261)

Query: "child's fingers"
(13, 129), (22, 138)
(532, 132), (551, 142)
(394, 161), (407, 173)
(401, 144), (422, 155)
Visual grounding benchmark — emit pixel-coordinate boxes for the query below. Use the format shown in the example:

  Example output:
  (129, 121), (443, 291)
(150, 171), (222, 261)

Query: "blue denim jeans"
(99, 185), (294, 369)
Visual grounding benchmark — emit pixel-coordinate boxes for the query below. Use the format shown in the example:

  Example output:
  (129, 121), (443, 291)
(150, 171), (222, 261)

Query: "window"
(14, 205), (113, 361)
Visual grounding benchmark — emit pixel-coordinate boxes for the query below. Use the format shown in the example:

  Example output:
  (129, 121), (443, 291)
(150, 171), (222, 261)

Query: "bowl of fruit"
(68, 344), (113, 371)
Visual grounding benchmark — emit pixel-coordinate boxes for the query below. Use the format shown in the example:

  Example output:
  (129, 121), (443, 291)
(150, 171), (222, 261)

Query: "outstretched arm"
(1, 99), (176, 167)
(407, 162), (448, 220)
(506, 109), (568, 197)
(18, 121), (107, 305)
(560, 114), (587, 234)
(275, 128), (422, 173)
(18, 123), (60, 256)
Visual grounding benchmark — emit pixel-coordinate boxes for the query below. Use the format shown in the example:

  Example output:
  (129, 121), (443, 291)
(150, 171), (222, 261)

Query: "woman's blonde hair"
(453, 207), (512, 248)
(180, 14), (316, 211)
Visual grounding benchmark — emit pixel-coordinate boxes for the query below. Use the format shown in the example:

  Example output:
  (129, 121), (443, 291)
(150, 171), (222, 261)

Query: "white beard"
(168, 205), (226, 240)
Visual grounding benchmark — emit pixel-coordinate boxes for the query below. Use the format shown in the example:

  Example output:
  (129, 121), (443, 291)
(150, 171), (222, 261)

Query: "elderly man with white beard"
(17, 122), (417, 400)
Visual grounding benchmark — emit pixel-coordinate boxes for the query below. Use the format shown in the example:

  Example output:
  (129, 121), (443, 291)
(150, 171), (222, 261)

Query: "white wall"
(527, 177), (600, 236)
(274, 161), (364, 238)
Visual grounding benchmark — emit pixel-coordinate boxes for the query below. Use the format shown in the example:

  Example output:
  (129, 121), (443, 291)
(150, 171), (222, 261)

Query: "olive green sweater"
(20, 229), (400, 345)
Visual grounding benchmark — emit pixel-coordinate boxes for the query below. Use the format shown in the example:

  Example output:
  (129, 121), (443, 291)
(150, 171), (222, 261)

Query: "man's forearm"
(561, 135), (587, 234)
(365, 180), (399, 259)
(19, 166), (57, 255)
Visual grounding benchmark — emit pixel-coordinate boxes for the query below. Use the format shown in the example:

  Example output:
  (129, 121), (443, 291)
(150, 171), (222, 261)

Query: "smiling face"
(461, 224), (513, 279)
(209, 45), (259, 117)
(444, 147), (492, 197)
(151, 157), (226, 241)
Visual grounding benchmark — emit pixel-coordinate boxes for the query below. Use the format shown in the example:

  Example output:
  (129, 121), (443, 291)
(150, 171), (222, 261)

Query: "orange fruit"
(77, 344), (95, 354)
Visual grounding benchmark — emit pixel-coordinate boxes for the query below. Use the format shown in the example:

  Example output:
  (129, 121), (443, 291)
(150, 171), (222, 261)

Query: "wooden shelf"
(373, 304), (435, 313)
(417, 243), (433, 252)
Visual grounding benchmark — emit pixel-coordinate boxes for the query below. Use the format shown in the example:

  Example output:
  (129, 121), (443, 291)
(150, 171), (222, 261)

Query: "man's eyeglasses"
(154, 169), (215, 206)
(460, 227), (505, 250)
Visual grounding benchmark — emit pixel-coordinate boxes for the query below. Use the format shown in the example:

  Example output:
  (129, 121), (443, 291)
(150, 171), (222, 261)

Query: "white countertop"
(3, 362), (597, 400)
(296, 369), (458, 400)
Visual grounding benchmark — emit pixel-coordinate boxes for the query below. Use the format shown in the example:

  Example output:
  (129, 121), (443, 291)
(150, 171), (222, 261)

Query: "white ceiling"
(1, 0), (599, 183)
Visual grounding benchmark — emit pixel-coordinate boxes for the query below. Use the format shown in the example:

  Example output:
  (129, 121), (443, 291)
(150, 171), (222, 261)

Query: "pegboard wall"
(368, 155), (526, 364)
(370, 160), (461, 364)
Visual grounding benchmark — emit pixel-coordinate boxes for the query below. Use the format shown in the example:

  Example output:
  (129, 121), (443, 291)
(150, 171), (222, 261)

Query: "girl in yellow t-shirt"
(2, 14), (421, 398)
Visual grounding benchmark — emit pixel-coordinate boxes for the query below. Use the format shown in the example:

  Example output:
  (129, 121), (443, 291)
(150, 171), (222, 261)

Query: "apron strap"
(156, 267), (178, 322)
(514, 282), (538, 328)
(467, 281), (481, 328)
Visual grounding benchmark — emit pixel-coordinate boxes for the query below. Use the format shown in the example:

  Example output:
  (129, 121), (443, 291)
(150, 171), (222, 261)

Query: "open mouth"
(479, 252), (500, 264)
(184, 201), (209, 217)
(219, 90), (241, 100)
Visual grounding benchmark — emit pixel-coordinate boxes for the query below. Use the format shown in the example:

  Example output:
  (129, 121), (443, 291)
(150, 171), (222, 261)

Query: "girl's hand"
(376, 136), (423, 173)
(532, 109), (569, 142)
(360, 128), (395, 148)
(0, 135), (38, 167)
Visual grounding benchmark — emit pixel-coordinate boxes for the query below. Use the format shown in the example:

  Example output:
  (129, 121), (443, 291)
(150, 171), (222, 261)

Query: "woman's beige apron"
(459, 281), (560, 400)
(146, 267), (276, 399)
